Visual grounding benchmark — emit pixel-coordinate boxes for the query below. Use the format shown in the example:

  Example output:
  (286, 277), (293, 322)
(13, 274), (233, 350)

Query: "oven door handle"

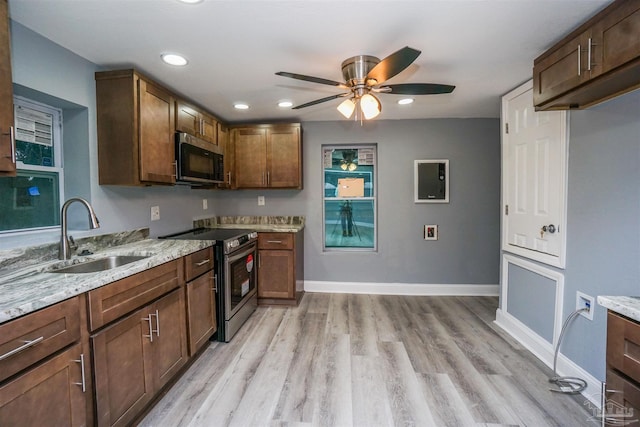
(226, 242), (257, 263)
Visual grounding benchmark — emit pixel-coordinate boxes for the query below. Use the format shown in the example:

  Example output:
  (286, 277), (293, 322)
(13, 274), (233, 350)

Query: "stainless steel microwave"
(176, 132), (224, 184)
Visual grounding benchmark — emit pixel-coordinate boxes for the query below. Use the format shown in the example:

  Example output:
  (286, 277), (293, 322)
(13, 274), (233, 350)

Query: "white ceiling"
(8, 0), (610, 123)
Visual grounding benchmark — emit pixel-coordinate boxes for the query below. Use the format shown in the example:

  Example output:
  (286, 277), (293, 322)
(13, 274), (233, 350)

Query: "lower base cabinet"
(185, 272), (216, 355)
(92, 288), (187, 427)
(0, 343), (87, 426)
(257, 232), (304, 305)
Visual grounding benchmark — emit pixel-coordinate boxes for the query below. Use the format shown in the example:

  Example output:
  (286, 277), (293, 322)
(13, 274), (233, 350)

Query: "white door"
(502, 80), (567, 268)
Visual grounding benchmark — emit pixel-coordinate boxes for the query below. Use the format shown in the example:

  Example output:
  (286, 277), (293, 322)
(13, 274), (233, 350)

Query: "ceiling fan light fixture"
(398, 98), (414, 105)
(337, 98), (356, 119)
(360, 94), (381, 120)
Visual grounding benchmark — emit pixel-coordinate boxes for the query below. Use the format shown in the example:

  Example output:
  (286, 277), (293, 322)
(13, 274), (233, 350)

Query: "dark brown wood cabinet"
(176, 100), (218, 145)
(92, 288), (187, 427)
(231, 123), (302, 189)
(184, 247), (216, 355)
(0, 343), (88, 427)
(0, 0), (15, 176)
(605, 311), (640, 424)
(0, 296), (90, 427)
(217, 122), (233, 188)
(96, 69), (176, 185)
(257, 232), (304, 305)
(533, 0), (640, 110)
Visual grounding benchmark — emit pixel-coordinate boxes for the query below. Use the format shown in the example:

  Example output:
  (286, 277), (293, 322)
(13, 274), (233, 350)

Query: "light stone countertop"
(0, 238), (214, 324)
(597, 296), (640, 323)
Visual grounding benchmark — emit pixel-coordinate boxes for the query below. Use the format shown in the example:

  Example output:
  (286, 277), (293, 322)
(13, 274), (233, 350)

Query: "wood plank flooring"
(140, 293), (595, 427)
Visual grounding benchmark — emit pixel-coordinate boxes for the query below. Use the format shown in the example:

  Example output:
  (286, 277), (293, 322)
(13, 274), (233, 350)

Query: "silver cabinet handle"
(0, 336), (44, 361)
(172, 161), (178, 178)
(154, 309), (160, 337)
(577, 44), (581, 76)
(267, 240), (283, 244)
(587, 38), (592, 72)
(267, 171), (270, 186)
(227, 171), (231, 185)
(195, 259), (210, 266)
(74, 353), (87, 392)
(211, 274), (217, 292)
(143, 314), (154, 342)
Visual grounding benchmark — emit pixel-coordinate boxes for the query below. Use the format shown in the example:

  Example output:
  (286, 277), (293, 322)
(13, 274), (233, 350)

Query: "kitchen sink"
(51, 255), (149, 274)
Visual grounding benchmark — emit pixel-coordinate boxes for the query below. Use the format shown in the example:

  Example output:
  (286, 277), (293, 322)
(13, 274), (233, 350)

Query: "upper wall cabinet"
(0, 0), (15, 176)
(176, 100), (218, 145)
(231, 123), (302, 189)
(96, 70), (176, 185)
(533, 0), (640, 110)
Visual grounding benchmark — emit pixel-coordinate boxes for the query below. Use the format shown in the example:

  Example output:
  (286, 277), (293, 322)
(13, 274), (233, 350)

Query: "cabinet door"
(200, 112), (218, 145)
(234, 127), (267, 188)
(533, 31), (593, 107)
(258, 250), (294, 299)
(0, 0), (15, 176)
(598, 1), (640, 74)
(186, 273), (216, 355)
(218, 123), (233, 188)
(267, 126), (301, 188)
(176, 101), (199, 136)
(0, 343), (87, 427)
(150, 289), (188, 391)
(138, 79), (176, 184)
(92, 306), (153, 427)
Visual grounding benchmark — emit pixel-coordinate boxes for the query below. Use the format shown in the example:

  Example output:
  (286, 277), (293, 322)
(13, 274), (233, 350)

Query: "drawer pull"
(267, 240), (283, 244)
(195, 259), (210, 266)
(0, 336), (44, 361)
(74, 353), (87, 393)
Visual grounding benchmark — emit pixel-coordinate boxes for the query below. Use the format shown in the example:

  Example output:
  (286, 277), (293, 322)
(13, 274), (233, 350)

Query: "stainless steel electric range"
(159, 227), (258, 342)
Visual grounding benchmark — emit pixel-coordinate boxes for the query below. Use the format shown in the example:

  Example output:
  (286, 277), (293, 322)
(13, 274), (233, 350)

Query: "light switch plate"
(150, 206), (160, 221)
(258, 196), (265, 206)
(202, 199), (208, 210)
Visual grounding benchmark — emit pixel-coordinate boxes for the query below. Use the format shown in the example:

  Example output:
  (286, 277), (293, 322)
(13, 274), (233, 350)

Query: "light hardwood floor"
(140, 293), (595, 426)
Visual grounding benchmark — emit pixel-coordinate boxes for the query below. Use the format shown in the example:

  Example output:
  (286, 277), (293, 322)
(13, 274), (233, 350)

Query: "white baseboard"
(495, 308), (601, 407)
(304, 281), (499, 296)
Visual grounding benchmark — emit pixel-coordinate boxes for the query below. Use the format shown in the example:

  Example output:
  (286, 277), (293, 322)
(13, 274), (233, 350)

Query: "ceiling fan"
(275, 46), (455, 120)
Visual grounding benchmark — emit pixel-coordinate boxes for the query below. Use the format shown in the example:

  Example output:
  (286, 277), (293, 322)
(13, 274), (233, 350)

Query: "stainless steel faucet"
(59, 197), (100, 260)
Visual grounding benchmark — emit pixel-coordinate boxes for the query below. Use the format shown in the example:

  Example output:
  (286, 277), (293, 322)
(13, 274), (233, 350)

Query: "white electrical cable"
(548, 307), (589, 393)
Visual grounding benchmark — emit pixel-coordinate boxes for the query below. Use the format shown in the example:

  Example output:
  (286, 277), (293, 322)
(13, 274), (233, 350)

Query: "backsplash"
(194, 216), (305, 229)
(0, 228), (150, 272)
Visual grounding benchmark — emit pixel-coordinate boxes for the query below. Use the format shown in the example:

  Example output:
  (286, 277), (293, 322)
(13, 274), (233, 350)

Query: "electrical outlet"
(576, 291), (594, 320)
(258, 196), (265, 206)
(150, 206), (160, 221)
(202, 199), (208, 210)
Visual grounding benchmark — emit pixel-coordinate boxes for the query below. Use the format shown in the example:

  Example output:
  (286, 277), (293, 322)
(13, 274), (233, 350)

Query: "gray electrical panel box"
(414, 160), (449, 203)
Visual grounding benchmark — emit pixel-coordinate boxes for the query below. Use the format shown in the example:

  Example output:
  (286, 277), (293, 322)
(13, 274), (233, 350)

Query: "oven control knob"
(229, 239), (240, 249)
(249, 232), (257, 239)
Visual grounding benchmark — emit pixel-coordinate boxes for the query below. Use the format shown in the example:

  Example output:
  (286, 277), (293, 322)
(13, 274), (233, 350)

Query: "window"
(0, 97), (64, 233)
(322, 145), (376, 251)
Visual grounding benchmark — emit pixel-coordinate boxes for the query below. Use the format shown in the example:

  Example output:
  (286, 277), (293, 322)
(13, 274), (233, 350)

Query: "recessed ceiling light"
(234, 103), (249, 110)
(278, 101), (293, 108)
(398, 98), (414, 105)
(161, 53), (188, 66)
(177, 0), (203, 4)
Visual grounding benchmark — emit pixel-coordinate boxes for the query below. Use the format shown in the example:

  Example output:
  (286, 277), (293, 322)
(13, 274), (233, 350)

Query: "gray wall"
(214, 119), (501, 284)
(6, 21), (501, 287)
(502, 88), (640, 381)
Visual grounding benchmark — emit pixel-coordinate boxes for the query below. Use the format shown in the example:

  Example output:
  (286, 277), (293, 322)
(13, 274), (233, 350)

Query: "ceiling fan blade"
(276, 71), (348, 88)
(366, 46), (421, 85)
(292, 93), (350, 109)
(380, 83), (456, 95)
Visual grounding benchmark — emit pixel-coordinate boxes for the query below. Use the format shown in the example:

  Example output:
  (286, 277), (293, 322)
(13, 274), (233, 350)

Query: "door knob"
(541, 224), (556, 234)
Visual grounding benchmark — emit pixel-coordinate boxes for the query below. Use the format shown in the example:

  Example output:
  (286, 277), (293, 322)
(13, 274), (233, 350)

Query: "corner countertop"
(0, 238), (213, 324)
(598, 296), (640, 323)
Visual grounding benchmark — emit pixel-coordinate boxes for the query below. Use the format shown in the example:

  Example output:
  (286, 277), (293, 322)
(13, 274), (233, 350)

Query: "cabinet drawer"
(0, 296), (80, 383)
(184, 247), (214, 282)
(88, 259), (181, 331)
(606, 368), (640, 422)
(607, 311), (640, 382)
(258, 233), (293, 250)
